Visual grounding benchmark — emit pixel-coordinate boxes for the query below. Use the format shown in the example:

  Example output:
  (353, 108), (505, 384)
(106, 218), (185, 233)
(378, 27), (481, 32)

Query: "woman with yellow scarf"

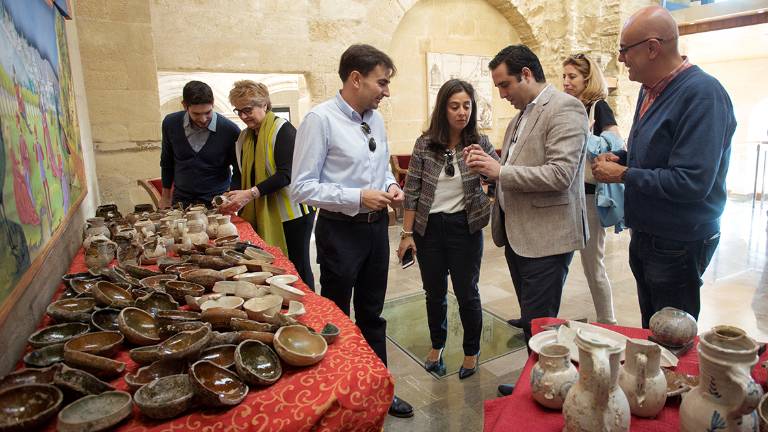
(222, 80), (315, 289)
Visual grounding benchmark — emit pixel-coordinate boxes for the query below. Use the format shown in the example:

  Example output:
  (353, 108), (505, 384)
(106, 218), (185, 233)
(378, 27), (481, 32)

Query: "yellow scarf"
(240, 111), (288, 254)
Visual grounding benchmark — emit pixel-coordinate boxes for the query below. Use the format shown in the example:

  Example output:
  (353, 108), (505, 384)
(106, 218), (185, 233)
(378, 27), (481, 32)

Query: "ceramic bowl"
(164, 280), (205, 302)
(265, 274), (299, 286)
(273, 325), (328, 367)
(159, 321), (209, 339)
(0, 384), (63, 432)
(213, 281), (255, 296)
(230, 318), (276, 333)
(89, 308), (119, 332)
(92, 281), (134, 309)
(220, 265), (248, 279)
(28, 322), (90, 348)
(188, 255), (231, 271)
(52, 364), (115, 398)
(201, 307), (248, 330)
(134, 374), (195, 420)
(188, 360), (248, 407)
(243, 246), (275, 263)
(214, 235), (240, 247)
(243, 295), (283, 321)
(63, 349), (126, 379)
(156, 310), (202, 326)
(237, 331), (274, 344)
(120, 264), (161, 279)
(204, 246), (231, 256)
(129, 346), (161, 365)
(57, 390), (132, 432)
(23, 343), (65, 368)
(159, 325), (212, 360)
(268, 282), (305, 305)
(184, 293), (224, 311)
(221, 250), (249, 266)
(0, 364), (61, 391)
(135, 291), (179, 316)
(200, 296), (244, 311)
(285, 301), (306, 319)
(649, 307), (698, 348)
(124, 359), (187, 392)
(46, 298), (96, 323)
(181, 269), (225, 289)
(163, 264), (200, 276)
(118, 307), (162, 346)
(318, 323), (341, 345)
(64, 331), (124, 357)
(208, 330), (241, 346)
(235, 340), (282, 386)
(69, 278), (100, 295)
(140, 274), (178, 290)
(199, 344), (237, 369)
(157, 256), (187, 272)
(233, 272), (273, 285)
(260, 264), (287, 275)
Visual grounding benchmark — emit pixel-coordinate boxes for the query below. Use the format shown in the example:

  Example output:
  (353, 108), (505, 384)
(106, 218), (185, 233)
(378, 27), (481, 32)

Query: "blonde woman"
(221, 80), (315, 289)
(562, 53), (621, 324)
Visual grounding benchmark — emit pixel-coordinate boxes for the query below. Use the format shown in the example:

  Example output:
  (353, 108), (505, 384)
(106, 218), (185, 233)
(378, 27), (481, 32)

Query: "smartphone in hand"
(401, 247), (415, 269)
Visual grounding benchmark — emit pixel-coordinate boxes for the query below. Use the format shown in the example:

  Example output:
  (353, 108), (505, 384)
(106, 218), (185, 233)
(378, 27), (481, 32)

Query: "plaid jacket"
(403, 134), (498, 236)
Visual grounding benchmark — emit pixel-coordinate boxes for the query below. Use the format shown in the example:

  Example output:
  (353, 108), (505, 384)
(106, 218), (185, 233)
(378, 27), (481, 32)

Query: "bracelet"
(401, 228), (413, 235)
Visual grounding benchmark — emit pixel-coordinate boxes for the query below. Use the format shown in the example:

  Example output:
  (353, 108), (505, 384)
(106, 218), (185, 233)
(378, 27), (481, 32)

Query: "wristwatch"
(400, 228), (413, 239)
(250, 186), (259, 199)
(620, 168), (629, 183)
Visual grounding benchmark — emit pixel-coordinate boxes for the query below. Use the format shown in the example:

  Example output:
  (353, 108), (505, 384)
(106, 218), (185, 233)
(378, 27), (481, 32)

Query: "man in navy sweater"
(160, 81), (241, 208)
(593, 6), (735, 328)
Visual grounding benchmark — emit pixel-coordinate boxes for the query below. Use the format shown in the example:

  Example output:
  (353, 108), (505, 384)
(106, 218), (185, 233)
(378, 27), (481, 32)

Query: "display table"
(483, 317), (768, 431)
(27, 216), (394, 432)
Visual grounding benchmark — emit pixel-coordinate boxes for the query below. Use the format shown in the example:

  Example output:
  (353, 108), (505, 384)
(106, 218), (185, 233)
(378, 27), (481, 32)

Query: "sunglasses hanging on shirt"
(444, 150), (455, 177)
(361, 122), (376, 152)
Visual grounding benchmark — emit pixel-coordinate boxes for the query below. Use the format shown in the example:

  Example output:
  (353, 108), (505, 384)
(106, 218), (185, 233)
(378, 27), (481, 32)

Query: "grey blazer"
(491, 85), (589, 258)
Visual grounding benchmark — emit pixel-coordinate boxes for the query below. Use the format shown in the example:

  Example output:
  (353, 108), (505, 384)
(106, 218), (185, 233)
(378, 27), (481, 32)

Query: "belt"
(319, 209), (385, 223)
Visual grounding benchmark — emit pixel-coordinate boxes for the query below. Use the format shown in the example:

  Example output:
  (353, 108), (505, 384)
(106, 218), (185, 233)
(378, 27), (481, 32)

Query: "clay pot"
(90, 308), (121, 332)
(242, 246), (273, 262)
(46, 298), (96, 323)
(157, 256), (187, 272)
(52, 364), (114, 399)
(234, 272), (273, 285)
(56, 390), (132, 432)
(84, 217), (111, 240)
(23, 344), (65, 368)
(120, 264), (161, 279)
(235, 340), (282, 386)
(317, 323), (341, 345)
(158, 325), (212, 361)
(215, 216), (238, 238)
(91, 281), (134, 309)
(118, 307), (162, 346)
(265, 274), (298, 286)
(84, 238), (116, 271)
(188, 360), (248, 407)
(649, 307), (697, 348)
(243, 295), (283, 321)
(63, 350), (126, 379)
(206, 214), (220, 239)
(181, 269), (225, 289)
(95, 204), (122, 221)
(185, 220), (209, 247)
(269, 282), (305, 305)
(0, 384), (63, 432)
(134, 374), (195, 420)
(124, 359), (187, 393)
(135, 291), (179, 316)
(201, 307), (248, 330)
(0, 364), (61, 391)
(530, 343), (578, 410)
(618, 338), (667, 418)
(213, 280), (261, 297)
(64, 331), (124, 357)
(83, 233), (111, 251)
(273, 325), (328, 367)
(199, 344), (237, 369)
(28, 322), (90, 348)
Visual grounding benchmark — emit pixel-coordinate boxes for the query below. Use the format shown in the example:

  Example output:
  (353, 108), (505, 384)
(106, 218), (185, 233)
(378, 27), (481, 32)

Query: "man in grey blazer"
(466, 45), (588, 394)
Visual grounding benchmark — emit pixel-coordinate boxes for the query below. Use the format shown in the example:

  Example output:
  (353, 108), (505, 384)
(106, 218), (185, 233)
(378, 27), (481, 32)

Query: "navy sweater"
(160, 111), (241, 204)
(616, 66), (735, 241)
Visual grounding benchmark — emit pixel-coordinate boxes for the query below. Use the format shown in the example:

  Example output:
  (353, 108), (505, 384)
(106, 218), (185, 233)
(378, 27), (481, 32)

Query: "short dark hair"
(182, 80), (214, 105)
(488, 45), (546, 83)
(338, 44), (396, 82)
(424, 79), (480, 151)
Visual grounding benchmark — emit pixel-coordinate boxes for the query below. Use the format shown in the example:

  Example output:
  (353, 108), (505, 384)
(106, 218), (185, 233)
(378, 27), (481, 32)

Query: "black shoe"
(506, 318), (523, 328)
(459, 352), (480, 380)
(389, 395), (414, 418)
(424, 348), (446, 376)
(497, 384), (515, 397)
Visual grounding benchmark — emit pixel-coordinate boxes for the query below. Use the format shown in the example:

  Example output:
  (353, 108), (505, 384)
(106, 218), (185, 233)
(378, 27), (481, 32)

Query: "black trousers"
(503, 238), (573, 344)
(629, 231), (720, 328)
(283, 210), (316, 291)
(314, 213), (390, 364)
(414, 212), (483, 356)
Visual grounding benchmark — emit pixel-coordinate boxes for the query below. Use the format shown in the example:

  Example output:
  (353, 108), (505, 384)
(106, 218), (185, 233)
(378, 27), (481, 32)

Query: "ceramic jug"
(173, 219), (187, 241)
(83, 233), (111, 250)
(680, 326), (763, 432)
(562, 329), (630, 432)
(186, 220), (209, 246)
(618, 338), (667, 418)
(206, 214), (219, 239)
(186, 210), (208, 232)
(84, 217), (111, 240)
(649, 306), (697, 348)
(216, 215), (238, 238)
(95, 203), (122, 221)
(85, 238), (117, 271)
(531, 343), (578, 409)
(177, 221), (193, 251)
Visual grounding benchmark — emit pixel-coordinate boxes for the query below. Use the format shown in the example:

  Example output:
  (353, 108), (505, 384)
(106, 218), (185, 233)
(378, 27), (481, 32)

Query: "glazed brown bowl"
(68, 278), (100, 295)
(139, 274), (178, 290)
(0, 384), (63, 432)
(181, 269), (224, 289)
(163, 264), (200, 276)
(0, 364), (61, 391)
(120, 264), (161, 279)
(56, 390), (132, 432)
(28, 322), (90, 348)
(273, 325), (328, 367)
(46, 298), (96, 323)
(164, 280), (205, 302)
(230, 318), (276, 333)
(124, 359), (186, 392)
(221, 249), (249, 266)
(64, 331), (124, 357)
(23, 343), (65, 368)
(52, 364), (114, 399)
(158, 325), (212, 360)
(157, 256), (187, 272)
(90, 308), (120, 332)
(134, 291), (179, 316)
(63, 350), (126, 379)
(201, 307), (248, 330)
(134, 374), (195, 420)
(158, 321), (209, 339)
(91, 281), (134, 309)
(199, 344), (237, 369)
(235, 340), (282, 386)
(118, 307), (162, 346)
(188, 360), (248, 407)
(156, 309), (202, 326)
(129, 346), (161, 365)
(188, 255), (231, 271)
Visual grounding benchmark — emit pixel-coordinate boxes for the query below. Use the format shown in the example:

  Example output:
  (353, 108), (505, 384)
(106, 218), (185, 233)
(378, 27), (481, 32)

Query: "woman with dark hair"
(397, 79), (498, 379)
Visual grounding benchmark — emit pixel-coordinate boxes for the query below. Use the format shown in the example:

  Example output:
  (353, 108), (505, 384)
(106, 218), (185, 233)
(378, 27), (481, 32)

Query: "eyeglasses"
(618, 38), (664, 55)
(444, 150), (455, 177)
(233, 106), (255, 117)
(361, 122), (376, 152)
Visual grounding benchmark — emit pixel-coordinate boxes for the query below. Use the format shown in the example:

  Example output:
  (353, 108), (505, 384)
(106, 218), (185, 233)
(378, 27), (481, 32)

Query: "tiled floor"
(307, 197), (768, 430)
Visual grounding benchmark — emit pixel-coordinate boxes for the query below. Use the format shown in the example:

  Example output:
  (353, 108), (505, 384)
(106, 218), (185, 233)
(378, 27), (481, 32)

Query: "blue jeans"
(414, 212), (483, 356)
(629, 231), (720, 328)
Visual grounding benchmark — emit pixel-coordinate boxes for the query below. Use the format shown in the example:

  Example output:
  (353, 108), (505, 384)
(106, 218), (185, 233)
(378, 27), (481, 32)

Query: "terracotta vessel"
(199, 344), (237, 369)
(235, 340), (282, 386)
(118, 307), (162, 346)
(237, 331), (275, 344)
(85, 238), (116, 271)
(220, 265), (248, 279)
(206, 214), (219, 239)
(64, 331), (124, 357)
(139, 274), (177, 291)
(158, 325), (212, 360)
(273, 325), (328, 367)
(230, 318), (276, 333)
(215, 215), (238, 238)
(188, 360), (248, 407)
(530, 343), (578, 410)
(91, 281), (134, 309)
(56, 390), (132, 432)
(0, 384), (63, 432)
(134, 291), (179, 316)
(188, 254), (231, 270)
(680, 326), (763, 432)
(234, 272), (273, 285)
(649, 307), (697, 348)
(244, 247), (274, 263)
(618, 338), (667, 418)
(156, 309), (202, 326)
(185, 220), (209, 247)
(134, 374), (195, 420)
(200, 296), (244, 311)
(266, 274), (298, 286)
(562, 329), (630, 432)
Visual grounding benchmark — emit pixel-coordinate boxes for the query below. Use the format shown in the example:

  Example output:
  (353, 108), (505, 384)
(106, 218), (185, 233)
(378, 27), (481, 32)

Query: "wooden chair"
(137, 177), (166, 209)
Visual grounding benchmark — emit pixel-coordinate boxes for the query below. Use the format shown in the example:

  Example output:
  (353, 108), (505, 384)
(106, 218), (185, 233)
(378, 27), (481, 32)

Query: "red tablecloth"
(483, 317), (768, 431)
(27, 216), (394, 432)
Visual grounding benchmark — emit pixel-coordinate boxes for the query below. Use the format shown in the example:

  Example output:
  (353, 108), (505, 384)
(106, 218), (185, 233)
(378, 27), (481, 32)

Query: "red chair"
(137, 177), (168, 209)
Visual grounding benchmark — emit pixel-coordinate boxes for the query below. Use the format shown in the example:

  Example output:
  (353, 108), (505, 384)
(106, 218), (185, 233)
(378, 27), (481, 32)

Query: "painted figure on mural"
(0, 116), (31, 290)
(33, 124), (53, 227)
